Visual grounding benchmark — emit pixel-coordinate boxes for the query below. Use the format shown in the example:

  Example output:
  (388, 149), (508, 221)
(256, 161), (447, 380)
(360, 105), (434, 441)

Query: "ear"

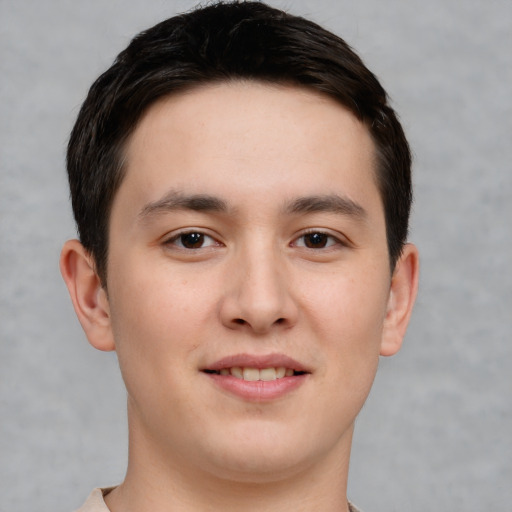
(60, 239), (116, 352)
(380, 243), (419, 357)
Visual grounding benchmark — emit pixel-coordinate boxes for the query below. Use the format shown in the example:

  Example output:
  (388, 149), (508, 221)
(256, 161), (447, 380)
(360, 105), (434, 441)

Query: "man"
(60, 2), (419, 511)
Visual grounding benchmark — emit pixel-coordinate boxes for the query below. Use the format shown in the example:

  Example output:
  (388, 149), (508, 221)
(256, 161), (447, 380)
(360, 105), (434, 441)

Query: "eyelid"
(160, 227), (349, 251)
(291, 229), (348, 249)
(163, 228), (223, 249)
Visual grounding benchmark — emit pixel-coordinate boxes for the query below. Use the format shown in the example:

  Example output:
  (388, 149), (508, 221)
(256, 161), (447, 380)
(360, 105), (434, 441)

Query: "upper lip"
(203, 353), (310, 373)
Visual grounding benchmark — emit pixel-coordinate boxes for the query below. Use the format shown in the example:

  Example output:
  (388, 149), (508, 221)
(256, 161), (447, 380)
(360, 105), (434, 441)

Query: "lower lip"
(204, 373), (308, 402)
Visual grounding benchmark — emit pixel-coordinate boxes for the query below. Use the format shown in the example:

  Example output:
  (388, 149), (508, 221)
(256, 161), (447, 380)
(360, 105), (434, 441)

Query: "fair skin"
(61, 82), (419, 512)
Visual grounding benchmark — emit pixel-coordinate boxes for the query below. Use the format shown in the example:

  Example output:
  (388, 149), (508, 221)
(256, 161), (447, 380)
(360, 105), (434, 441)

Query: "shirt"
(75, 487), (363, 511)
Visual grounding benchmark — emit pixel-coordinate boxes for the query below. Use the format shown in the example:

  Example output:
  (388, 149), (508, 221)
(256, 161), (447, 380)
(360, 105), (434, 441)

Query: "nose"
(219, 246), (299, 335)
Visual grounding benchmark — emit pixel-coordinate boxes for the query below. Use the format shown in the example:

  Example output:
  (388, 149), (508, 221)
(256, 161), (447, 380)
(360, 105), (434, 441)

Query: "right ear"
(60, 239), (116, 352)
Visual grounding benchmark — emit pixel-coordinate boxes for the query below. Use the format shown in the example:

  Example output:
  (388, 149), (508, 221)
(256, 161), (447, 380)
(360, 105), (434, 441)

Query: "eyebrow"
(138, 190), (366, 222)
(138, 190), (229, 220)
(285, 194), (367, 220)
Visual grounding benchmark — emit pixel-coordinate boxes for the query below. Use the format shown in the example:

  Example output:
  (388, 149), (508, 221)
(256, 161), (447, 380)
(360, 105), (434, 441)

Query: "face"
(99, 82), (408, 481)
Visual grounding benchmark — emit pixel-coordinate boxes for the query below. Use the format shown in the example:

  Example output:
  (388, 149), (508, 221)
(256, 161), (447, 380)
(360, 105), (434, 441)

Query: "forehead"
(116, 81), (382, 222)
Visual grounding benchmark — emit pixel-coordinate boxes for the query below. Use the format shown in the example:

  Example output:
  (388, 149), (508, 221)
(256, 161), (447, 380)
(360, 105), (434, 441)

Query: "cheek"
(109, 254), (213, 335)
(287, 268), (389, 446)
(306, 266), (388, 327)
(106, 259), (214, 387)
(300, 265), (390, 367)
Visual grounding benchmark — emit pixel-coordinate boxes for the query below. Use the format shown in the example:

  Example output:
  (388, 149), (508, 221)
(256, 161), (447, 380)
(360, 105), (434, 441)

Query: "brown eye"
(180, 232), (205, 248)
(303, 232), (329, 248)
(293, 231), (341, 250)
(167, 231), (218, 250)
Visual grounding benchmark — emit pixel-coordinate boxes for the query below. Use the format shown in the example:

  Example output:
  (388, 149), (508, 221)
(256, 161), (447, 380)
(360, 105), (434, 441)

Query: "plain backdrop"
(1, 1), (511, 511)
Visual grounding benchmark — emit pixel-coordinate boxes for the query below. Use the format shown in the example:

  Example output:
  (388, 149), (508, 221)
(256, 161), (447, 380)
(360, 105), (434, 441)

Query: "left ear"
(380, 243), (419, 356)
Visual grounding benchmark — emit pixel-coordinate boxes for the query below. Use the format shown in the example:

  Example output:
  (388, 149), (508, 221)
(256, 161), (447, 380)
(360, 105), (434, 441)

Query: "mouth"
(202, 366), (307, 381)
(200, 354), (310, 401)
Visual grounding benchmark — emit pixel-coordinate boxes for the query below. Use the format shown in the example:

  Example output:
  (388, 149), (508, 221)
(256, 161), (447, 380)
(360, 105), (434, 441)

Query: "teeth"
(231, 367), (243, 379)
(218, 366), (295, 381)
(259, 368), (277, 381)
(243, 368), (260, 381)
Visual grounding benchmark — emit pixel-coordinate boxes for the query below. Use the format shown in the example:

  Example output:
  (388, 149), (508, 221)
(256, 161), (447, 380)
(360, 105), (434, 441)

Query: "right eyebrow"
(138, 190), (230, 221)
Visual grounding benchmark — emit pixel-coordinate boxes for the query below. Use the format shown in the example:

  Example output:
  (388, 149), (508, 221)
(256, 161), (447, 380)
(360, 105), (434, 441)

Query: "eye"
(165, 231), (219, 249)
(293, 231), (341, 249)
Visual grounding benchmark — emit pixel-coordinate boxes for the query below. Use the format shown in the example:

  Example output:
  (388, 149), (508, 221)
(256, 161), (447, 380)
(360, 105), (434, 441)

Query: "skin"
(61, 81), (419, 512)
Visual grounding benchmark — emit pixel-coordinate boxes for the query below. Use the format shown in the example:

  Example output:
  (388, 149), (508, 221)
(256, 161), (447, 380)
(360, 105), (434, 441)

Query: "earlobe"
(60, 239), (116, 352)
(380, 243), (419, 357)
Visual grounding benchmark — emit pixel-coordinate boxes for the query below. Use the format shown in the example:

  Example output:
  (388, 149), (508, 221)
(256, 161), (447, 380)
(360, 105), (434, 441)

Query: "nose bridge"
(222, 235), (297, 333)
(244, 241), (283, 306)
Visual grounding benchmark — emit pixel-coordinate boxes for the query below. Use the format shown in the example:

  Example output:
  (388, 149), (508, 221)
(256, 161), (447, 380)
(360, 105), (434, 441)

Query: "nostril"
(229, 317), (288, 329)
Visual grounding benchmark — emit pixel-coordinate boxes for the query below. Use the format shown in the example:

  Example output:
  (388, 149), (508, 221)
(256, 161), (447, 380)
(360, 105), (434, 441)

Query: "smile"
(201, 354), (310, 401)
(203, 367), (305, 381)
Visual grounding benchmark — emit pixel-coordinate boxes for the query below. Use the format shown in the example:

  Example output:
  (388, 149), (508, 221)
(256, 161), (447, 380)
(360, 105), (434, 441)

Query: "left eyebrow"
(284, 194), (367, 220)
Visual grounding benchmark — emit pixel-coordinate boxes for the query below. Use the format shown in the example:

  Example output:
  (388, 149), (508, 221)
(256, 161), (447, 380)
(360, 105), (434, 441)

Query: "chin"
(196, 422), (346, 484)
(204, 450), (314, 484)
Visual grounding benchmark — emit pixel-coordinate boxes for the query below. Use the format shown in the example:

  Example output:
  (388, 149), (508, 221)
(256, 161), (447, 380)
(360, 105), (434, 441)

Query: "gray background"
(1, 0), (511, 511)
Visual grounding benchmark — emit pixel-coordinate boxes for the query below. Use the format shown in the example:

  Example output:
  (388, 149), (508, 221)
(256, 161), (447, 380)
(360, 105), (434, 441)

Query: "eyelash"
(164, 230), (221, 250)
(292, 230), (345, 250)
(163, 229), (345, 251)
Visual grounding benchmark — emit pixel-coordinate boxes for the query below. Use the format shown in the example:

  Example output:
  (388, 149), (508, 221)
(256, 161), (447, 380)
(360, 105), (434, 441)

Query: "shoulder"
(73, 487), (116, 512)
